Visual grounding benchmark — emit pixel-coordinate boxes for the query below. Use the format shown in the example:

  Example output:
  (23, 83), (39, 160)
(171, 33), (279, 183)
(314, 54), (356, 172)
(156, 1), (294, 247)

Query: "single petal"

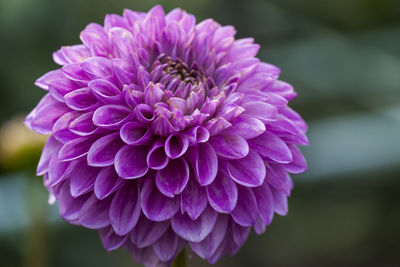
(152, 228), (180, 262)
(81, 57), (112, 78)
(130, 216), (169, 248)
(141, 175), (179, 221)
(120, 122), (152, 145)
(78, 194), (111, 229)
(69, 111), (98, 136)
(253, 182), (274, 225)
(249, 132), (292, 163)
(284, 144), (307, 174)
(64, 87), (98, 111)
(231, 186), (258, 226)
(253, 215), (266, 235)
(58, 136), (95, 161)
(69, 161), (99, 197)
(227, 149), (266, 187)
(181, 176), (207, 220)
(48, 153), (71, 186)
(147, 140), (169, 170)
(143, 82), (165, 107)
(209, 134), (249, 159)
(184, 126), (209, 145)
(272, 186), (288, 216)
(242, 101), (277, 122)
(109, 182), (141, 236)
(89, 79), (123, 104)
(156, 157), (189, 198)
(230, 220), (251, 249)
(189, 214), (229, 260)
(35, 69), (65, 90)
(203, 117), (231, 136)
(151, 115), (176, 136)
(58, 181), (90, 222)
(52, 111), (80, 143)
(186, 143), (218, 186)
(30, 102), (70, 134)
(134, 103), (155, 123)
(164, 133), (188, 159)
(93, 104), (132, 128)
(98, 226), (128, 251)
(223, 114), (265, 139)
(206, 169), (238, 213)
(87, 132), (125, 167)
(94, 166), (125, 200)
(265, 163), (293, 196)
(114, 145), (149, 179)
(37, 136), (61, 175)
(171, 206), (218, 242)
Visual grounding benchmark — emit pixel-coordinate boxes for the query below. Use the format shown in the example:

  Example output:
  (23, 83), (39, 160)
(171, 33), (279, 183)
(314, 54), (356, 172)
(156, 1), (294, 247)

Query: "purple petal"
(69, 161), (99, 197)
(37, 136), (61, 175)
(171, 206), (218, 242)
(94, 166), (125, 200)
(204, 117), (232, 136)
(186, 143), (218, 186)
(189, 214), (229, 260)
(249, 132), (293, 163)
(231, 186), (258, 226)
(272, 186), (288, 216)
(152, 228), (180, 262)
(62, 63), (90, 83)
(81, 57), (112, 78)
(164, 133), (188, 159)
(58, 181), (90, 222)
(185, 126), (209, 145)
(30, 102), (70, 134)
(78, 194), (111, 229)
(47, 153), (71, 186)
(230, 220), (251, 249)
(147, 140), (169, 170)
(120, 122), (152, 145)
(93, 104), (132, 128)
(242, 101), (277, 122)
(141, 175), (179, 221)
(156, 157), (189, 198)
(64, 88), (98, 111)
(98, 226), (128, 251)
(181, 176), (208, 220)
(134, 103), (155, 123)
(69, 111), (98, 136)
(265, 163), (293, 196)
(52, 111), (80, 143)
(144, 82), (165, 107)
(35, 69), (65, 90)
(206, 169), (238, 213)
(209, 134), (249, 159)
(58, 136), (95, 161)
(253, 182), (274, 225)
(89, 79), (123, 104)
(253, 215), (266, 235)
(227, 149), (266, 187)
(54, 45), (90, 65)
(109, 183), (141, 236)
(151, 115), (176, 136)
(87, 132), (125, 167)
(130, 216), (169, 248)
(223, 114), (265, 139)
(284, 144), (307, 174)
(115, 145), (149, 179)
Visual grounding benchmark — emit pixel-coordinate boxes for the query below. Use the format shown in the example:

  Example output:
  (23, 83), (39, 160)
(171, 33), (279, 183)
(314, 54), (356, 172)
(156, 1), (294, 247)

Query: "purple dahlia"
(25, 5), (308, 266)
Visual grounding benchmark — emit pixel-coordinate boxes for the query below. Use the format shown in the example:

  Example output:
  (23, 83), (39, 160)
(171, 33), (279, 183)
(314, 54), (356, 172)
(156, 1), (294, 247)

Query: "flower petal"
(98, 226), (128, 251)
(284, 144), (307, 174)
(156, 157), (189, 198)
(186, 143), (218, 186)
(58, 181), (90, 222)
(30, 102), (70, 134)
(146, 140), (169, 170)
(223, 114), (265, 139)
(69, 161), (99, 197)
(165, 133), (189, 159)
(130, 216), (169, 248)
(181, 176), (207, 220)
(94, 166), (125, 200)
(93, 104), (132, 128)
(249, 132), (292, 163)
(206, 169), (238, 213)
(114, 145), (149, 179)
(241, 101), (277, 122)
(120, 122), (152, 145)
(58, 136), (95, 162)
(87, 132), (125, 167)
(141, 175), (179, 221)
(171, 206), (218, 242)
(227, 149), (266, 187)
(209, 134), (249, 159)
(152, 228), (180, 262)
(69, 111), (98, 136)
(109, 182), (141, 236)
(253, 181), (274, 225)
(78, 194), (111, 229)
(265, 163), (293, 196)
(89, 79), (123, 104)
(37, 136), (61, 176)
(231, 186), (258, 226)
(64, 87), (98, 111)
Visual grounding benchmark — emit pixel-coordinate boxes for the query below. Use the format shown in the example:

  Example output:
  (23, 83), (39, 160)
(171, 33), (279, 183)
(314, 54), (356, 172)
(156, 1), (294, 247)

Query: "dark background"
(1, 0), (400, 266)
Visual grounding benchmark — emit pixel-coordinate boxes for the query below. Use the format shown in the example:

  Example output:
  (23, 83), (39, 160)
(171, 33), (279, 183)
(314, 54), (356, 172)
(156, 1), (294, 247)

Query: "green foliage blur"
(0, 0), (399, 266)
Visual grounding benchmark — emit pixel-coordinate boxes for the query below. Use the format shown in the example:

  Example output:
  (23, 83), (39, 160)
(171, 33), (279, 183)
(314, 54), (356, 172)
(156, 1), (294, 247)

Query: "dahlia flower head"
(25, 5), (308, 266)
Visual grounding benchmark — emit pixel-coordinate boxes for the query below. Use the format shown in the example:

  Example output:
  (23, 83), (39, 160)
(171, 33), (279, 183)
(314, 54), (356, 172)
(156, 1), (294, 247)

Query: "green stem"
(171, 249), (186, 267)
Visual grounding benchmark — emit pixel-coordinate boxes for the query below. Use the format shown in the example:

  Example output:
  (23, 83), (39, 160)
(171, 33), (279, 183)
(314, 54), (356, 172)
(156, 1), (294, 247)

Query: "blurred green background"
(1, 0), (400, 266)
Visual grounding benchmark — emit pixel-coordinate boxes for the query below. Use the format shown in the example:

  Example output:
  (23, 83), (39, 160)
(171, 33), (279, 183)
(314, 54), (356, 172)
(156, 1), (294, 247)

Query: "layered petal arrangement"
(26, 5), (308, 266)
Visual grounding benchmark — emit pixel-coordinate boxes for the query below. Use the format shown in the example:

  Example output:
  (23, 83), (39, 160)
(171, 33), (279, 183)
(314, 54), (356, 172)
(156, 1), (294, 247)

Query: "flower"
(25, 5), (308, 266)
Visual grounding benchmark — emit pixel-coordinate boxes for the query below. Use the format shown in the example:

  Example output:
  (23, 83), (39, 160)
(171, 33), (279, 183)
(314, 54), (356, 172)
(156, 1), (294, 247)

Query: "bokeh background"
(1, 0), (400, 266)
